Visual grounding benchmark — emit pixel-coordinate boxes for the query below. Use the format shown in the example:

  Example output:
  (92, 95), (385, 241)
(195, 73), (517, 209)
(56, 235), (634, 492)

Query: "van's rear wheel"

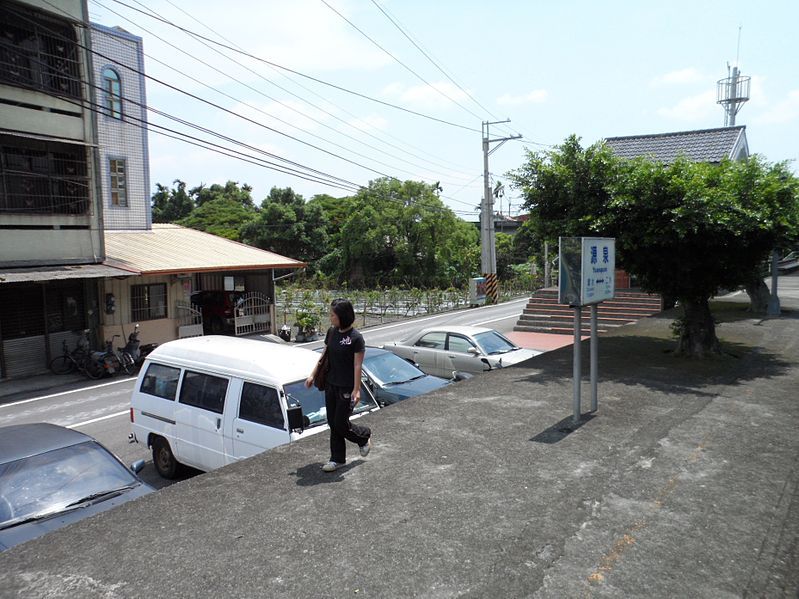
(152, 437), (178, 479)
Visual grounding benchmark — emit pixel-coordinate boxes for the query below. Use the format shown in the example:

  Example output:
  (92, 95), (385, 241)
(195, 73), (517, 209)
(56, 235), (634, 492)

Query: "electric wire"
(101, 0), (476, 187)
(27, 1), (404, 184)
(367, 0), (518, 139)
(96, 0), (481, 133)
(319, 0), (484, 123)
(153, 0), (477, 175)
(11, 1), (483, 219)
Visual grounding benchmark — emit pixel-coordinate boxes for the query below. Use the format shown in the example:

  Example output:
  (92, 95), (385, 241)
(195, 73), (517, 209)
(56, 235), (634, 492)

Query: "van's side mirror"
(287, 405), (305, 432)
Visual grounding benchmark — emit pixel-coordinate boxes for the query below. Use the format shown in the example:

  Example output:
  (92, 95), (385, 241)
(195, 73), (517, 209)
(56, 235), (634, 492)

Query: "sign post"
(559, 237), (615, 424)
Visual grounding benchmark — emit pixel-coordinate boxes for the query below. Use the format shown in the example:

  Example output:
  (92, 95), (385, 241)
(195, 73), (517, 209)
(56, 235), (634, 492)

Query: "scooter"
(122, 324), (158, 371)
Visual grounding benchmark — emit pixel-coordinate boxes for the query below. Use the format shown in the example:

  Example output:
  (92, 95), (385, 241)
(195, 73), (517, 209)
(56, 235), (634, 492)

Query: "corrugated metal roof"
(104, 224), (306, 274)
(604, 126), (747, 163)
(0, 262), (136, 284)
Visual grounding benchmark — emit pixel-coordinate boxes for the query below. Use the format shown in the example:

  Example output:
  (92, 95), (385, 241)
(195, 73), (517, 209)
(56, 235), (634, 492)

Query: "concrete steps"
(513, 288), (663, 335)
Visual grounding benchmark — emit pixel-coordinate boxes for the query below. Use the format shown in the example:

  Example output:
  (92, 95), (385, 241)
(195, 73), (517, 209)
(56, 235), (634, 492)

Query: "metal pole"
(544, 241), (550, 288)
(481, 122), (494, 276)
(572, 307), (582, 424)
(590, 304), (598, 412)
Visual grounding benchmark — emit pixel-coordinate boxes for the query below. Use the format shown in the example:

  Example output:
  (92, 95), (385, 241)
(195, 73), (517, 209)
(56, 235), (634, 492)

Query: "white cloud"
(754, 90), (799, 124)
(243, 0), (391, 73)
(650, 68), (703, 87)
(380, 81), (470, 110)
(496, 90), (548, 106)
(656, 90), (717, 121)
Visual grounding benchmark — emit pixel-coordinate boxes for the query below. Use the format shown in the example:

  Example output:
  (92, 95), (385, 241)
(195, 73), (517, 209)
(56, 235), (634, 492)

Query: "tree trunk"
(675, 297), (721, 357)
(744, 270), (771, 315)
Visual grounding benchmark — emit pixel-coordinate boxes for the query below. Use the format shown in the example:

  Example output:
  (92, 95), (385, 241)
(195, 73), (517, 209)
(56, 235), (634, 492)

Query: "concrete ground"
(1, 279), (798, 598)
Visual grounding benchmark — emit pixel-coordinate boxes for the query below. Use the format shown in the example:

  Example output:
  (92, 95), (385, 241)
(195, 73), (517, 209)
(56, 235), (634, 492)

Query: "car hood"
(388, 374), (451, 398)
(0, 482), (154, 552)
(489, 348), (541, 367)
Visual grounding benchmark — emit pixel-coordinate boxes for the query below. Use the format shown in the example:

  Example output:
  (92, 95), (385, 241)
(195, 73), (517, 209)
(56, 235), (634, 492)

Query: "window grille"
(102, 67), (122, 118)
(109, 158), (127, 207)
(0, 135), (90, 214)
(0, 2), (82, 99)
(131, 283), (168, 321)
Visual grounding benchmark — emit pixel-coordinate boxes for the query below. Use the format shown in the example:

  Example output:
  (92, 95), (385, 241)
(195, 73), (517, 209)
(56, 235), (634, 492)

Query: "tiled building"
(90, 23), (151, 231)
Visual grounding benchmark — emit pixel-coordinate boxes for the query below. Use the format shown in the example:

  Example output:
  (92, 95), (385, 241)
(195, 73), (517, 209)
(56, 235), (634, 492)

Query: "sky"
(86, 0), (799, 221)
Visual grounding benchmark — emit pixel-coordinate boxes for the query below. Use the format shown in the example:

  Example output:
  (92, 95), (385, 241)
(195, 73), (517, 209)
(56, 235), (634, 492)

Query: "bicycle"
(49, 330), (105, 380)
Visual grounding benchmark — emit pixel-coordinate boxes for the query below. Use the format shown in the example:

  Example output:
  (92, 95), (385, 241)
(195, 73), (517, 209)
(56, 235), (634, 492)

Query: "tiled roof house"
(604, 125), (749, 164)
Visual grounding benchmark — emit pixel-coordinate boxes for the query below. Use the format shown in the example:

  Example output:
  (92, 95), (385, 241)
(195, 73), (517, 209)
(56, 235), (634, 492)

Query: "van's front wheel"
(152, 437), (179, 479)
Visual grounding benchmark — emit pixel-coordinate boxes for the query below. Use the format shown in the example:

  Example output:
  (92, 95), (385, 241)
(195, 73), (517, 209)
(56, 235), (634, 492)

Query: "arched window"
(102, 67), (122, 119)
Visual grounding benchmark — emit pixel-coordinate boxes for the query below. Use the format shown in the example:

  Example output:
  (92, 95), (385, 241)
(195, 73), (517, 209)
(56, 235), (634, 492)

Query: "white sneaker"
(359, 438), (372, 457)
(321, 461), (342, 472)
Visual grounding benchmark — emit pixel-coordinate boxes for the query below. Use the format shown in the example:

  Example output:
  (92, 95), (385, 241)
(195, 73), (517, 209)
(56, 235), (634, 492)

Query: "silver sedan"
(382, 325), (541, 378)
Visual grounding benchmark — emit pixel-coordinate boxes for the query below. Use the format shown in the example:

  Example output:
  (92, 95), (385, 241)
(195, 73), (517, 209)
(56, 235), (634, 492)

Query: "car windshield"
(283, 380), (377, 427)
(364, 352), (425, 385)
(473, 330), (519, 355)
(0, 441), (138, 527)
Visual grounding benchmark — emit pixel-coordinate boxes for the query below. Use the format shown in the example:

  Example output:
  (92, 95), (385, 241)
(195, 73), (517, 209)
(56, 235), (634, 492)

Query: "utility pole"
(481, 120), (521, 303)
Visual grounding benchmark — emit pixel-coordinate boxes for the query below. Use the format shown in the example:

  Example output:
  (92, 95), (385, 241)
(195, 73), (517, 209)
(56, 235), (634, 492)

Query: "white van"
(129, 336), (379, 478)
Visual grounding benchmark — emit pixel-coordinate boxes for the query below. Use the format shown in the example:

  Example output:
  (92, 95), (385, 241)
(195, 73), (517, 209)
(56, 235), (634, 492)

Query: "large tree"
(509, 137), (799, 357)
(240, 187), (329, 264)
(604, 156), (799, 356)
(177, 198), (257, 241)
(151, 179), (194, 223)
(190, 181), (255, 209)
(339, 178), (478, 287)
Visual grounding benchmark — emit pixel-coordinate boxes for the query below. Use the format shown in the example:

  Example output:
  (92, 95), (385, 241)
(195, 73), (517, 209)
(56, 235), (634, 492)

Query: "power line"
(319, 0), (484, 122)
(153, 0), (477, 175)
(106, 0), (476, 188)
(368, 1), (503, 127)
(13, 1), (478, 220)
(30, 1), (405, 184)
(99, 0), (481, 133)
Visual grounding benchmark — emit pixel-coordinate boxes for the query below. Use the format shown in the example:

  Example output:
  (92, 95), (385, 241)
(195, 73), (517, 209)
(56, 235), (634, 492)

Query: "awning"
(104, 224), (306, 274)
(0, 263), (138, 284)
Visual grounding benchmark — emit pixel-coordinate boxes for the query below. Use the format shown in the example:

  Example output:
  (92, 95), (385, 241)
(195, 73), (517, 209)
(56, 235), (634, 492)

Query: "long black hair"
(331, 298), (355, 329)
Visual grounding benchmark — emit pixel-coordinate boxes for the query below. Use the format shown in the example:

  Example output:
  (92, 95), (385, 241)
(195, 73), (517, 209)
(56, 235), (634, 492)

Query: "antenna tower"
(716, 28), (750, 126)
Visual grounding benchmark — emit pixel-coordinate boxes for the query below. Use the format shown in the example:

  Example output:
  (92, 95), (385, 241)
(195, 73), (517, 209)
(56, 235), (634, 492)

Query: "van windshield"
(283, 381), (377, 427)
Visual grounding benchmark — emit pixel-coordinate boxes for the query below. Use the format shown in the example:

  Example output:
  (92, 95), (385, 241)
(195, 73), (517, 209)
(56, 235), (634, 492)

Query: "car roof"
(145, 335), (318, 383)
(0, 423), (92, 465)
(417, 325), (493, 336)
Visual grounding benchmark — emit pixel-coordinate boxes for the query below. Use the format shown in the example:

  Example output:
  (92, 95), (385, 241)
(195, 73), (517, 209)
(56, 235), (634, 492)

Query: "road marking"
(473, 315), (519, 326)
(0, 377), (134, 409)
(67, 410), (129, 429)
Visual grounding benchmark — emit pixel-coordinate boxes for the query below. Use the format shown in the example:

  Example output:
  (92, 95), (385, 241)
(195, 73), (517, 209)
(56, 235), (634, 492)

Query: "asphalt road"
(0, 297), (530, 489)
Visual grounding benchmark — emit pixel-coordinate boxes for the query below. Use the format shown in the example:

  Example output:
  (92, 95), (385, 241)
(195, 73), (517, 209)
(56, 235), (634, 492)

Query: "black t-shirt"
(325, 327), (365, 389)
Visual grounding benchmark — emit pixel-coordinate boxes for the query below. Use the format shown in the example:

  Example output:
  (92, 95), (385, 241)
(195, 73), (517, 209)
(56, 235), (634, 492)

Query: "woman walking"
(306, 298), (372, 472)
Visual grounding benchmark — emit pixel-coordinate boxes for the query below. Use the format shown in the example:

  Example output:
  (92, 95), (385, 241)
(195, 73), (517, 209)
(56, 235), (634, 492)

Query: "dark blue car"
(362, 347), (451, 406)
(0, 423), (154, 552)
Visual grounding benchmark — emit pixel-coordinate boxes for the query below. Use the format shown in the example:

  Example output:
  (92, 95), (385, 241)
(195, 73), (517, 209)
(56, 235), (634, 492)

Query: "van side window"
(140, 363), (181, 400)
(179, 371), (228, 414)
(240, 383), (284, 430)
